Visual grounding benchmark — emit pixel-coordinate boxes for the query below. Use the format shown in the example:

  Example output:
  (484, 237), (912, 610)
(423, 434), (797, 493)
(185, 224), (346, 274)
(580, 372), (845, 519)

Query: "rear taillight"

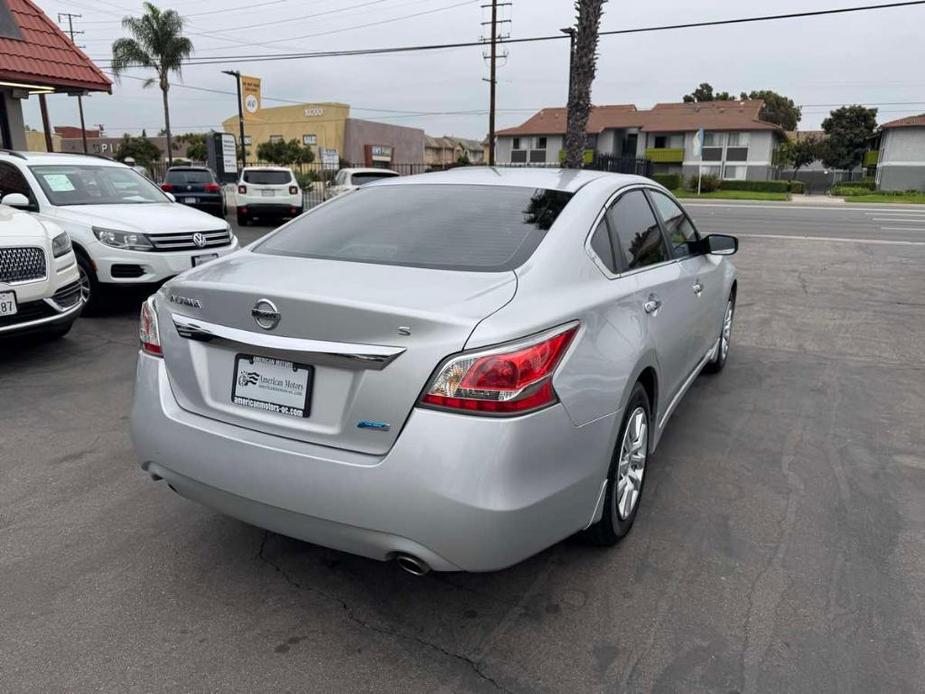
(420, 323), (578, 415)
(205, 182), (220, 193)
(238, 184), (247, 195)
(160, 183), (173, 192)
(289, 185), (299, 195)
(140, 297), (162, 357)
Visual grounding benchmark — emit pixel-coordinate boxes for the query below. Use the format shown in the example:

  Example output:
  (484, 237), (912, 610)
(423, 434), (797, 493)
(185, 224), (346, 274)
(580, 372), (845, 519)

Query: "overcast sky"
(24, 0), (925, 140)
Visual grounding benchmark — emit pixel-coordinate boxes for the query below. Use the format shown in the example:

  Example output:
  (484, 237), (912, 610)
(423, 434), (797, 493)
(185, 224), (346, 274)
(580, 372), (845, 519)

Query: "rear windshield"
(165, 169), (213, 184)
(351, 172), (399, 186)
(243, 170), (291, 185)
(255, 184), (574, 272)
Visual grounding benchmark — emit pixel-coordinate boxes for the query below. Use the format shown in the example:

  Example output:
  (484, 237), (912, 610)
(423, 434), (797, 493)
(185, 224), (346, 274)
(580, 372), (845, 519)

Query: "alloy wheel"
(615, 407), (648, 521)
(721, 300), (734, 361)
(78, 264), (92, 303)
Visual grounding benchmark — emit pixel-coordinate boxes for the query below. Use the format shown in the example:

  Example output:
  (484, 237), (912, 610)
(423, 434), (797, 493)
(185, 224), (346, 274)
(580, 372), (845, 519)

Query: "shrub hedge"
(788, 180), (806, 194)
(651, 173), (682, 190)
(721, 179), (790, 193)
(686, 174), (722, 192)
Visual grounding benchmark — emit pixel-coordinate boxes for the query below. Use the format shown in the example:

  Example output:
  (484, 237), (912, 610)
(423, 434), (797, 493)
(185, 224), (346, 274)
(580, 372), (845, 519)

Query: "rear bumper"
(237, 203), (302, 217)
(131, 354), (615, 572)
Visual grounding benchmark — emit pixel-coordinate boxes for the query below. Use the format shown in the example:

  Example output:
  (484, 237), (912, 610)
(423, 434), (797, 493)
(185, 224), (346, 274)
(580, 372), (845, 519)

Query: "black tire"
(584, 383), (652, 546)
(76, 254), (103, 314)
(704, 293), (736, 374)
(236, 210), (249, 226)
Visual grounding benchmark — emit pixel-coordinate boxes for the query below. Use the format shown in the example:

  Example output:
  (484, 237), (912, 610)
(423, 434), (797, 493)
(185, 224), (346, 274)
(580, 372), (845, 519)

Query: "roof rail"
(0, 149), (27, 160)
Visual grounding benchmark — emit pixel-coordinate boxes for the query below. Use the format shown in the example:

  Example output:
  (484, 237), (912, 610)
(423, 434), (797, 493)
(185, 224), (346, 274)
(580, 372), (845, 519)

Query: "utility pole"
(222, 70), (246, 169)
(481, 1), (511, 167)
(58, 13), (88, 154)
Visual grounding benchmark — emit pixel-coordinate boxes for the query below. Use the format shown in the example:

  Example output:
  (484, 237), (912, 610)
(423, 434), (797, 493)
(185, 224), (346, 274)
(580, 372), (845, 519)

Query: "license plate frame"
(0, 291), (17, 317)
(261, 189), (274, 197)
(232, 354), (313, 418)
(191, 253), (219, 267)
(183, 197), (198, 204)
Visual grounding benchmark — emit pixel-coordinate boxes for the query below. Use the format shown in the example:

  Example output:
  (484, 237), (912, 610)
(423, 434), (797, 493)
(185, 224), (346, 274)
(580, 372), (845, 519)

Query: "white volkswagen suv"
(0, 202), (82, 340)
(0, 152), (238, 309)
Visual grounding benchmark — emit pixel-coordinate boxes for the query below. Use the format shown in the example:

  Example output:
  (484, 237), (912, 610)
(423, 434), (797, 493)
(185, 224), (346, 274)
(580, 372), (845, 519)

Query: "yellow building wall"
(222, 102), (349, 162)
(25, 130), (62, 152)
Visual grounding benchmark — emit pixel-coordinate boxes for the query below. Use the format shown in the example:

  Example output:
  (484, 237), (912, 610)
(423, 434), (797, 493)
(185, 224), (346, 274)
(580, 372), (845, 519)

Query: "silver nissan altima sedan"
(131, 167), (738, 573)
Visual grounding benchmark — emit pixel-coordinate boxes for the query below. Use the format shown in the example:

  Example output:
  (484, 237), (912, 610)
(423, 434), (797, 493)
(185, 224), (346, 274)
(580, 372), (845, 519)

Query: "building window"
(529, 150), (546, 163)
(512, 137), (522, 150)
(723, 164), (746, 180)
(654, 135), (668, 149)
(511, 150), (527, 163)
(535, 136), (547, 150)
(701, 165), (722, 177)
(269, 135), (283, 144)
(303, 134), (317, 146)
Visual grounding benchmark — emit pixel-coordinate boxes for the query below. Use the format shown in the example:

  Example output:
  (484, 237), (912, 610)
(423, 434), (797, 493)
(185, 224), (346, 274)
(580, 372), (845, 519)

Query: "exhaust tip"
(395, 553), (430, 576)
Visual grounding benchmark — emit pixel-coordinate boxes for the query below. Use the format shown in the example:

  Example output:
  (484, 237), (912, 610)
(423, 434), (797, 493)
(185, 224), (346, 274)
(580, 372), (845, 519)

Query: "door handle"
(643, 296), (662, 314)
(692, 280), (703, 295)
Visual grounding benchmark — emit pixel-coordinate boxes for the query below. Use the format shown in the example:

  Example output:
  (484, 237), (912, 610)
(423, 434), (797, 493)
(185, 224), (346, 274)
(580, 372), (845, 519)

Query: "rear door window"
(243, 170), (292, 185)
(589, 217), (618, 273)
(607, 190), (670, 270)
(256, 184), (573, 272)
(351, 172), (399, 186)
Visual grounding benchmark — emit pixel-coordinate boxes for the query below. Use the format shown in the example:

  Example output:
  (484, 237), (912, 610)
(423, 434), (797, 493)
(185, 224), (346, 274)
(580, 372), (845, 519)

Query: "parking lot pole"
(223, 70), (246, 169)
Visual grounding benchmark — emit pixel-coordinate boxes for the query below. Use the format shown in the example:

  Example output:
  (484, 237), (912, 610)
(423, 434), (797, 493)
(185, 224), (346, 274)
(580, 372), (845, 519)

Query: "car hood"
(50, 203), (226, 234)
(0, 204), (52, 242)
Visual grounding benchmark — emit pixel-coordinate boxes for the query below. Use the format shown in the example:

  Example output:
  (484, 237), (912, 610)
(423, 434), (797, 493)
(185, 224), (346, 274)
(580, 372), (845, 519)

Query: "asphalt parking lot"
(2, 205), (924, 693)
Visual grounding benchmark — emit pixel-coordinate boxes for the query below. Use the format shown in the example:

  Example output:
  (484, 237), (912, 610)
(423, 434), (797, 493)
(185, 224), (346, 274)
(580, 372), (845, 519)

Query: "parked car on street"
(131, 167), (737, 573)
(0, 152), (238, 310)
(0, 202), (82, 339)
(161, 166), (226, 218)
(325, 167), (400, 200)
(235, 166), (302, 226)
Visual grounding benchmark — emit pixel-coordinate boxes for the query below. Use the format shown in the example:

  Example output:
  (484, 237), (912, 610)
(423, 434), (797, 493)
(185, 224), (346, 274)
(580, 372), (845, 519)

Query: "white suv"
(235, 167), (302, 226)
(325, 167), (400, 200)
(0, 202), (82, 340)
(0, 152), (239, 309)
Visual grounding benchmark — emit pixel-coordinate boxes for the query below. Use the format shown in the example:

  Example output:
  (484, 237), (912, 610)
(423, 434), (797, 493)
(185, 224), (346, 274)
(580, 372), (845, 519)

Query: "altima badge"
(169, 294), (201, 309)
(252, 298), (281, 330)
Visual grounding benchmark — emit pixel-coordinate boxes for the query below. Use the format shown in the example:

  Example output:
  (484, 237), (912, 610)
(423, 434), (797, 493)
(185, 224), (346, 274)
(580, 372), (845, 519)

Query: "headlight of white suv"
(51, 231), (72, 258)
(92, 226), (153, 251)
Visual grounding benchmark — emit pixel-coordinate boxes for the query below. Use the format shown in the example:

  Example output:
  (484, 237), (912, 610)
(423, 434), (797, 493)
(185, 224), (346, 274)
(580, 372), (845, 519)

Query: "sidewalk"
(789, 194), (845, 205)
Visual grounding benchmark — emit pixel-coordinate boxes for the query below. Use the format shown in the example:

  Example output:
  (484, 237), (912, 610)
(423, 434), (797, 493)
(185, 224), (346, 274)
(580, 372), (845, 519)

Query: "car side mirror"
(164, 192), (176, 203)
(703, 234), (738, 256)
(1, 193), (31, 209)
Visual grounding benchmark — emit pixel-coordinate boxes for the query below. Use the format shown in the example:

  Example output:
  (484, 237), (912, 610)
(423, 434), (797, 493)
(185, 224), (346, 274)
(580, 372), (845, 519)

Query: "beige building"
(424, 135), (486, 166)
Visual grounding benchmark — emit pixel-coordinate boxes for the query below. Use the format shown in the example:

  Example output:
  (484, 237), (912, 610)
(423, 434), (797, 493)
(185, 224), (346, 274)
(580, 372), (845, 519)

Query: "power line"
(89, 1), (925, 65)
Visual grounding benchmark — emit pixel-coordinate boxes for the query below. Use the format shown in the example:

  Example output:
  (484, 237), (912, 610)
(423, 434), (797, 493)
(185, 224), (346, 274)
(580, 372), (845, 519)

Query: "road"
(1, 206), (924, 693)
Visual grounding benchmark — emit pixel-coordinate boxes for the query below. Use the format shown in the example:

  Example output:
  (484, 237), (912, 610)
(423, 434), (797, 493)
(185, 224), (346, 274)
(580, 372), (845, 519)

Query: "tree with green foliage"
(111, 3), (193, 167)
(819, 105), (878, 171)
(740, 90), (802, 131)
(683, 83), (734, 103)
(778, 134), (821, 180)
(564, 0), (607, 169)
(114, 134), (162, 167)
(174, 132), (207, 161)
(255, 139), (316, 166)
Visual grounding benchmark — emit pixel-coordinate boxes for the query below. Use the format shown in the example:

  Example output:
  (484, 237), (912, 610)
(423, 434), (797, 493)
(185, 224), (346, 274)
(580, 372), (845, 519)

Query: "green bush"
(831, 185), (872, 196)
(721, 179), (790, 193)
(788, 180), (806, 194)
(687, 174), (721, 192)
(651, 173), (682, 190)
(841, 177), (875, 190)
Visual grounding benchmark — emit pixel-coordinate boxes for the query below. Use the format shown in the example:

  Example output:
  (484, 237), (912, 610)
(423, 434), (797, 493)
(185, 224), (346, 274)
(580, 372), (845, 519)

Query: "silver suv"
(132, 167), (737, 573)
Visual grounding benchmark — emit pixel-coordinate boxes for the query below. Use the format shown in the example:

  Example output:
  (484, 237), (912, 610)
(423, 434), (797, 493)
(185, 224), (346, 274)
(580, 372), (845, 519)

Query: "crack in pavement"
(256, 532), (512, 693)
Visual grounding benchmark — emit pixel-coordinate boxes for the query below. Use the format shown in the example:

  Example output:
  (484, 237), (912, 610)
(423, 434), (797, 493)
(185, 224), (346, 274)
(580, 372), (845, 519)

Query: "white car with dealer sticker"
(0, 151), (238, 310)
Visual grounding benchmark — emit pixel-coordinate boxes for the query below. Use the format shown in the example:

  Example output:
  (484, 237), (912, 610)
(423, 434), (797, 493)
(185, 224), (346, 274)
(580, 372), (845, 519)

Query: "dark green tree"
(175, 132), (207, 161)
(256, 139), (315, 166)
(564, 0), (607, 169)
(778, 135), (821, 179)
(683, 83), (734, 103)
(819, 105), (878, 171)
(114, 134), (162, 167)
(740, 90), (802, 130)
(111, 3), (193, 166)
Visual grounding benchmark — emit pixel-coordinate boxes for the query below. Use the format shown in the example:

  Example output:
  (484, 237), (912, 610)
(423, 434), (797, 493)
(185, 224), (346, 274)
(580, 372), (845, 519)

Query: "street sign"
(221, 132), (237, 174)
(321, 148), (339, 170)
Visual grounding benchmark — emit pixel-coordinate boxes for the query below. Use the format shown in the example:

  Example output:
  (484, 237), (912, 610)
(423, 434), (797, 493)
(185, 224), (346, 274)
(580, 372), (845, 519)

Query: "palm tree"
(111, 3), (193, 166)
(564, 0), (607, 169)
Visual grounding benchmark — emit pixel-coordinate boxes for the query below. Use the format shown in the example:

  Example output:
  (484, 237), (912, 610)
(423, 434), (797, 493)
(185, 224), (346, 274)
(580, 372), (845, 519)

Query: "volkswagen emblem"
(251, 298), (280, 330)
(192, 232), (207, 248)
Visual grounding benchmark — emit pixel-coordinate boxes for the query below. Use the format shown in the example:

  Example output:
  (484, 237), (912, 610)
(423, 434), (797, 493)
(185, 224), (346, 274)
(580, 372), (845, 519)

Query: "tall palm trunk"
(160, 75), (173, 166)
(565, 0), (606, 169)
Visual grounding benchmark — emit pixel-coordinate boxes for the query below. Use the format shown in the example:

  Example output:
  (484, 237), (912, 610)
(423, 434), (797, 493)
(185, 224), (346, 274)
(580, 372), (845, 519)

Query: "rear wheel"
(584, 383), (651, 546)
(236, 211), (249, 226)
(704, 294), (735, 374)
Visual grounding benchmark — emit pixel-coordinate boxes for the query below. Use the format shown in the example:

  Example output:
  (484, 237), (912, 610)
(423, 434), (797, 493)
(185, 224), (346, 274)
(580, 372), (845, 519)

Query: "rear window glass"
(351, 172), (399, 186)
(243, 170), (291, 185)
(165, 169), (212, 184)
(255, 184), (573, 272)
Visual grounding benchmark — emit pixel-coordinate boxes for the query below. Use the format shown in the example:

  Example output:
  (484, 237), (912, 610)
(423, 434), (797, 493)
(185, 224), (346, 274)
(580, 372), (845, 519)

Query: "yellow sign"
(241, 76), (261, 121)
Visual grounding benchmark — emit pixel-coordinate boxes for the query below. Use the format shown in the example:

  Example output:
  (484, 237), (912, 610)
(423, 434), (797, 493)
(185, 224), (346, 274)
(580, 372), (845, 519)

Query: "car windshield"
(165, 169), (213, 184)
(243, 170), (291, 185)
(351, 172), (399, 185)
(30, 165), (167, 206)
(255, 184), (574, 272)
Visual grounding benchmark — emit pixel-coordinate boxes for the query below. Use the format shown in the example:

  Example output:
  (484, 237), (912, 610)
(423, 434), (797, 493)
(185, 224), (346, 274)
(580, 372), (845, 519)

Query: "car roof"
(342, 168), (399, 175)
(373, 166), (648, 193)
(0, 151), (125, 167)
(167, 165), (210, 171)
(242, 166), (292, 172)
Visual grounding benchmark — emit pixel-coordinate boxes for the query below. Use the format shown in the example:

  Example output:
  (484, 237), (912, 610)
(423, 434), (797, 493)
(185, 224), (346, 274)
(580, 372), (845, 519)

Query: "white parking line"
(736, 233), (925, 246)
(684, 203), (925, 213)
(871, 218), (925, 223)
(880, 227), (925, 232)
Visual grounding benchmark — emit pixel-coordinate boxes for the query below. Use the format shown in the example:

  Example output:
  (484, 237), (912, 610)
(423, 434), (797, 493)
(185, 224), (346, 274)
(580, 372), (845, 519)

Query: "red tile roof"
(880, 113), (925, 129)
(497, 100), (782, 137)
(0, 0), (111, 93)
